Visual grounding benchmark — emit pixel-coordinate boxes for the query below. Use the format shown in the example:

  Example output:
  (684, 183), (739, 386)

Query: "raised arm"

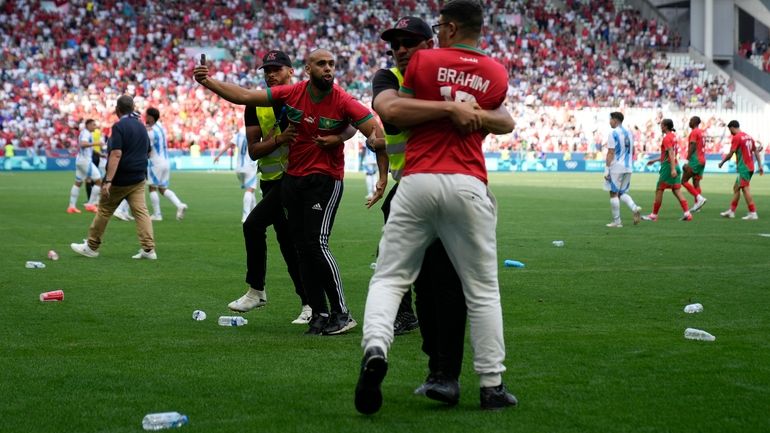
(194, 65), (271, 106)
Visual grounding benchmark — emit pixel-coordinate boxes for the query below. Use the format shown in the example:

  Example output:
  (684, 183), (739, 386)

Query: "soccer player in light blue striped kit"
(214, 127), (258, 222)
(145, 107), (188, 221)
(604, 112), (641, 227)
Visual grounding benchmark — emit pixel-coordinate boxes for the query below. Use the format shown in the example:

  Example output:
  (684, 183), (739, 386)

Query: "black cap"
(380, 16), (433, 42)
(727, 120), (740, 128)
(662, 118), (675, 132)
(259, 50), (292, 69)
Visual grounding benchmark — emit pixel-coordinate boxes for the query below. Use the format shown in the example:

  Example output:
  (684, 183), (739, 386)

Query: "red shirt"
(731, 131), (756, 171)
(688, 127), (705, 164)
(660, 131), (678, 164)
(267, 81), (372, 179)
(400, 45), (509, 184)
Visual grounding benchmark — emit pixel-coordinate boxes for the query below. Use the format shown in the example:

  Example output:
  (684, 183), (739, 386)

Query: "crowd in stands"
(0, 0), (750, 159)
(739, 39), (770, 73)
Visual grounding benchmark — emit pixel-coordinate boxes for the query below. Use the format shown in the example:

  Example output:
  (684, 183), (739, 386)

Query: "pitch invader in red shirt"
(356, 0), (517, 415)
(194, 49), (388, 336)
(642, 118), (692, 221)
(718, 120), (764, 219)
(681, 116), (708, 212)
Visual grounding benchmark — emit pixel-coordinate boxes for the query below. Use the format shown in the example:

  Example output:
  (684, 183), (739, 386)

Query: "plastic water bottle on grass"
(683, 303), (703, 313)
(218, 316), (248, 326)
(684, 328), (715, 341)
(142, 412), (188, 430)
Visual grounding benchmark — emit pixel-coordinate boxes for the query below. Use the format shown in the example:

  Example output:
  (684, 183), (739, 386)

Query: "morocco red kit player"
(718, 120), (764, 219)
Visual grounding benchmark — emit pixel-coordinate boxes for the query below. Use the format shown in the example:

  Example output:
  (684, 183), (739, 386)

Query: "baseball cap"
(259, 50), (292, 69)
(380, 16), (433, 42)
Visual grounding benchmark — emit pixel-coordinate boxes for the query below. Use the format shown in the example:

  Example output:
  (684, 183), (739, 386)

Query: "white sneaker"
(742, 212), (759, 220)
(291, 305), (313, 324)
(151, 214), (163, 221)
(606, 221), (623, 228)
(691, 197), (707, 213)
(176, 204), (188, 220)
(228, 288), (266, 312)
(132, 249), (157, 260)
(114, 210), (130, 221)
(70, 240), (99, 258)
(720, 209), (735, 219)
(633, 206), (642, 225)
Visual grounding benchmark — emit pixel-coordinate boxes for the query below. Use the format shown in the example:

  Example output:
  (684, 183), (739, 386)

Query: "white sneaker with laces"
(691, 197), (707, 212)
(71, 240), (99, 258)
(742, 212), (759, 220)
(114, 210), (130, 221)
(176, 204), (188, 220)
(606, 221), (623, 228)
(151, 214), (163, 221)
(228, 288), (266, 312)
(132, 249), (157, 260)
(292, 305), (313, 324)
(720, 209), (735, 219)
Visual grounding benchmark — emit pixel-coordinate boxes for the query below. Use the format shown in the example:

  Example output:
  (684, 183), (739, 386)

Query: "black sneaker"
(305, 313), (329, 335)
(323, 312), (357, 335)
(393, 311), (419, 335)
(480, 383), (518, 410)
(423, 373), (460, 406)
(354, 346), (388, 415)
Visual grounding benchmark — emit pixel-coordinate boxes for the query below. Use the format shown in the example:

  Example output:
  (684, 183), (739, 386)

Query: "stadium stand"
(0, 0), (766, 163)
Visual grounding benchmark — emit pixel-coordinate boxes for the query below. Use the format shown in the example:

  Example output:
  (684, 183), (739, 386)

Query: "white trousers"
(362, 173), (506, 381)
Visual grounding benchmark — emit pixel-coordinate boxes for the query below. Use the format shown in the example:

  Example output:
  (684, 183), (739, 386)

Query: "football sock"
(682, 181), (698, 197)
(610, 197), (620, 222)
(150, 190), (161, 216)
(730, 200), (739, 212)
(163, 189), (183, 208)
(69, 185), (80, 207)
(749, 203), (756, 212)
(88, 185), (101, 205)
(679, 199), (689, 212)
(620, 193), (637, 211)
(652, 200), (661, 215)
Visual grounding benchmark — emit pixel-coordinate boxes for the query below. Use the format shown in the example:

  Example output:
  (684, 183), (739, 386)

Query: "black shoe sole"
(354, 355), (388, 415)
(425, 388), (459, 406)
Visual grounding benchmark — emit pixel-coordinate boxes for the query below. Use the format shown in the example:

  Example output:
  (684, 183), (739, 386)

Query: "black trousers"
(381, 183), (467, 379)
(86, 152), (101, 199)
(281, 173), (346, 316)
(243, 178), (306, 305)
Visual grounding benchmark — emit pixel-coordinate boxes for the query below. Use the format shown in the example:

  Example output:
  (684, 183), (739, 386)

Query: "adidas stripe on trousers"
(282, 173), (348, 316)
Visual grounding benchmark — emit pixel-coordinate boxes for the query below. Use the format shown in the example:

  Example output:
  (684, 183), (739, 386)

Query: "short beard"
(311, 74), (333, 91)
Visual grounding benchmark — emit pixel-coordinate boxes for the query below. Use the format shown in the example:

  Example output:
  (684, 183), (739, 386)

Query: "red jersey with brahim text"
(730, 131), (756, 172)
(400, 45), (509, 184)
(688, 127), (705, 165)
(267, 81), (373, 179)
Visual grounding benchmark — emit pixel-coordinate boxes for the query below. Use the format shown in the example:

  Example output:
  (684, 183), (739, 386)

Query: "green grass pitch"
(1, 171), (769, 433)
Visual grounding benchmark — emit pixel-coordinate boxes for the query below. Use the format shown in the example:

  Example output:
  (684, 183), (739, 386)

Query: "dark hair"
(610, 112), (624, 123)
(146, 107), (160, 122)
(439, 0), (483, 37)
(661, 118), (675, 131)
(727, 120), (740, 129)
(85, 119), (95, 127)
(690, 116), (701, 126)
(116, 95), (134, 115)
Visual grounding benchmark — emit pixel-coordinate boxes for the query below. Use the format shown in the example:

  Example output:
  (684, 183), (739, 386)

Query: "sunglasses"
(389, 37), (424, 51)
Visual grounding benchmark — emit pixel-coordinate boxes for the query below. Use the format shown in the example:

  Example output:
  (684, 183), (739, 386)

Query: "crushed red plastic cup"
(40, 290), (64, 302)
(47, 250), (59, 261)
